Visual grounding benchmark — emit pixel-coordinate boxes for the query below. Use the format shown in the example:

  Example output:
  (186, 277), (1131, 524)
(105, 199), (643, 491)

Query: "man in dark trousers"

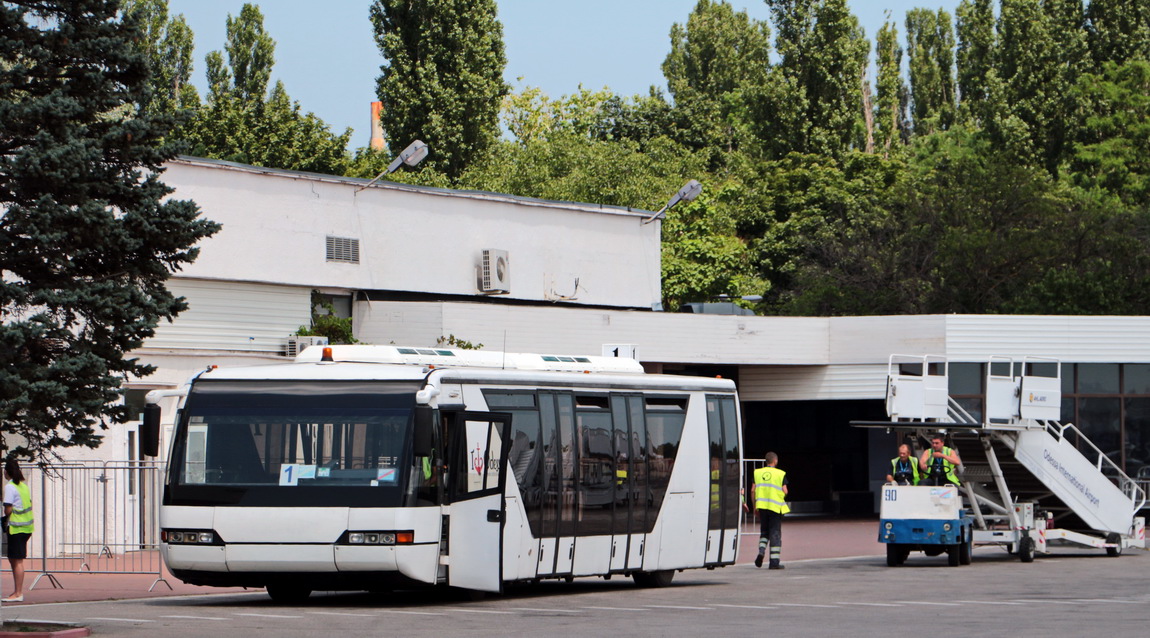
(752, 452), (789, 570)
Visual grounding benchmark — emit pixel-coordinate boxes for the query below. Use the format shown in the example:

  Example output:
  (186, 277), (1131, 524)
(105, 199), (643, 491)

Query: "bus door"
(447, 411), (511, 593)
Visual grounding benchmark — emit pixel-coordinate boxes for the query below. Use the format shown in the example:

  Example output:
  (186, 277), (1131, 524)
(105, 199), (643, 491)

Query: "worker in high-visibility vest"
(752, 451), (789, 570)
(919, 433), (961, 486)
(3, 458), (34, 602)
(886, 443), (920, 485)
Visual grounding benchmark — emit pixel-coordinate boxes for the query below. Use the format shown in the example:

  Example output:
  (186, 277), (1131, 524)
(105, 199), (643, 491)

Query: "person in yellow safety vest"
(919, 433), (961, 486)
(3, 458), (34, 602)
(753, 451), (789, 570)
(886, 443), (920, 485)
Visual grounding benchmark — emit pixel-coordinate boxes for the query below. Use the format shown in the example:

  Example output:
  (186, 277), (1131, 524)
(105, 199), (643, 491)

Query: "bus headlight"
(339, 531), (413, 545)
(162, 529), (221, 545)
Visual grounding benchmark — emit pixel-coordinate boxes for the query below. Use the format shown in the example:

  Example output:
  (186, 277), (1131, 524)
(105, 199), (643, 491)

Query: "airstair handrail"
(1045, 420), (1148, 514)
(946, 397), (980, 426)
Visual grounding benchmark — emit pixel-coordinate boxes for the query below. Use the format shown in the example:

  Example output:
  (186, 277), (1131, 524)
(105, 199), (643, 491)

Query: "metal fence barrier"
(3, 461), (170, 592)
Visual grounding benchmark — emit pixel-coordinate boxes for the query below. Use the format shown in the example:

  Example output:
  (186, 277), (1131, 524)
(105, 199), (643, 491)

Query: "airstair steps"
(868, 354), (1146, 548)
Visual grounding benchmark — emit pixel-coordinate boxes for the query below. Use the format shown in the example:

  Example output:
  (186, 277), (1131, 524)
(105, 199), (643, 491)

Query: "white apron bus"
(143, 345), (742, 602)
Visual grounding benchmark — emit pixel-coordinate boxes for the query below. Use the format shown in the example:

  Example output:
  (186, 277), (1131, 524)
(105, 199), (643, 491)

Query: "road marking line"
(892, 601), (962, 607)
(382, 610), (445, 616)
(161, 615), (230, 620)
(584, 606), (648, 612)
(645, 604), (713, 611)
(444, 608), (513, 614)
(1007, 600), (1064, 604)
(509, 607), (583, 613)
(713, 604), (779, 610)
(1070, 599), (1141, 604)
(838, 602), (902, 607)
(88, 617), (154, 623)
(234, 613), (305, 618)
(953, 600), (1023, 606)
(308, 611), (376, 617)
(775, 603), (839, 609)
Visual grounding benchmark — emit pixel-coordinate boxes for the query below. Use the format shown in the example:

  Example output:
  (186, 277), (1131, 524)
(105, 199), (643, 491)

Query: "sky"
(167, 0), (961, 149)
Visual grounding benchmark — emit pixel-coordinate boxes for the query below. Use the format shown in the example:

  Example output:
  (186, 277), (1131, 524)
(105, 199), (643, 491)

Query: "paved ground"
(0, 517), (883, 606)
(2, 539), (1145, 638)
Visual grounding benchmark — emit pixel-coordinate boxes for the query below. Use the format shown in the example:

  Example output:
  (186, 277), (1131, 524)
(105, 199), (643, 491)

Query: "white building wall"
(163, 158), (661, 309)
(943, 315), (1150, 362)
(354, 300), (830, 365)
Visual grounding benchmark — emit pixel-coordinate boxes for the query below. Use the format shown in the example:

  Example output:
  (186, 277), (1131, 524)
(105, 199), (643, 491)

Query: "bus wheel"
(266, 583), (312, 604)
(633, 570), (675, 588)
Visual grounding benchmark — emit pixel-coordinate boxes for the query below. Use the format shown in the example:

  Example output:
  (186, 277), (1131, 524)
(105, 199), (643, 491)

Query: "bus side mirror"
(413, 406), (434, 457)
(142, 404), (162, 457)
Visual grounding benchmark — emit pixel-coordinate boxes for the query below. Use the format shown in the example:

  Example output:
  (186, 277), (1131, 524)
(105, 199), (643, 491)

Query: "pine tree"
(0, 0), (219, 462)
(371, 0), (507, 179)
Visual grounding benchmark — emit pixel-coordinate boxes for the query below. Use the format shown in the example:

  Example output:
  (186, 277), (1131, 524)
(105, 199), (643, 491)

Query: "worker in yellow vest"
(886, 444), (920, 485)
(3, 458), (34, 602)
(919, 433), (961, 487)
(753, 451), (789, 570)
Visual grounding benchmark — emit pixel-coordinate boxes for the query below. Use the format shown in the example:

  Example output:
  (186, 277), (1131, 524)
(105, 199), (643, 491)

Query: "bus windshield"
(165, 379), (423, 507)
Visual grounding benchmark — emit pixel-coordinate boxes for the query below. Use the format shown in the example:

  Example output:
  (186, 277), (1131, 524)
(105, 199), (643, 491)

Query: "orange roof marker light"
(321, 347), (334, 362)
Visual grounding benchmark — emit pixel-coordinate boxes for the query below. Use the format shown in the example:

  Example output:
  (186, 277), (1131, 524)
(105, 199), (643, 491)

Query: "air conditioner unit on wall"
(478, 249), (510, 294)
(285, 335), (329, 357)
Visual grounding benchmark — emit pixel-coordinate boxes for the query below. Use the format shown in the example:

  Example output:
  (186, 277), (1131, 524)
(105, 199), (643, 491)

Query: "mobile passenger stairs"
(856, 355), (1146, 563)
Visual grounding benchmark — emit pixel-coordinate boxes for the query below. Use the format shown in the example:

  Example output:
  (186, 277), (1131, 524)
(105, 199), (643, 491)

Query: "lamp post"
(356, 140), (429, 192)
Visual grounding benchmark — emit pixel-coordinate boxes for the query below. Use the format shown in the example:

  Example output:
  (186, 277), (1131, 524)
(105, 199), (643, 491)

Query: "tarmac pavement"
(0, 516), (883, 606)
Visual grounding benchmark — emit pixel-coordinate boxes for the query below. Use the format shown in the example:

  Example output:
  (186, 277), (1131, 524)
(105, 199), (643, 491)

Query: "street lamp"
(356, 140), (429, 192)
(642, 179), (702, 225)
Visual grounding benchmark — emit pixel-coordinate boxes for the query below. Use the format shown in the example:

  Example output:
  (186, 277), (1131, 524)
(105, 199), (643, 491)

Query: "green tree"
(874, 19), (907, 152)
(955, 0), (996, 125)
(183, 4), (350, 174)
(661, 188), (764, 312)
(122, 0), (198, 117)
(993, 0), (1089, 172)
(905, 7), (956, 134)
(1086, 0), (1150, 65)
(371, 0), (507, 180)
(662, 0), (771, 157)
(752, 0), (869, 158)
(1069, 60), (1150, 206)
(0, 0), (219, 462)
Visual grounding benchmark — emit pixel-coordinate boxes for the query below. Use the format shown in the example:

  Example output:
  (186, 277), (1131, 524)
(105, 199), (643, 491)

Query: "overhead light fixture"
(356, 140), (429, 192)
(643, 179), (702, 224)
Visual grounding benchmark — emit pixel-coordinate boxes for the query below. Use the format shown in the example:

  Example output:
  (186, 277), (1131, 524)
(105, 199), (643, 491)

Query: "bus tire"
(959, 536), (972, 565)
(947, 544), (960, 567)
(266, 583), (311, 604)
(633, 570), (674, 588)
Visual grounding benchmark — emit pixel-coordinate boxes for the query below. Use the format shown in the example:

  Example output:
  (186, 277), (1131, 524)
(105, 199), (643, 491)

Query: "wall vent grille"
(326, 236), (360, 263)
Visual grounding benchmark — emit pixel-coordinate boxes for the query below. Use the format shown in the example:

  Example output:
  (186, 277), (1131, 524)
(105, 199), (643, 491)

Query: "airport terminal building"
(117, 157), (1150, 513)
